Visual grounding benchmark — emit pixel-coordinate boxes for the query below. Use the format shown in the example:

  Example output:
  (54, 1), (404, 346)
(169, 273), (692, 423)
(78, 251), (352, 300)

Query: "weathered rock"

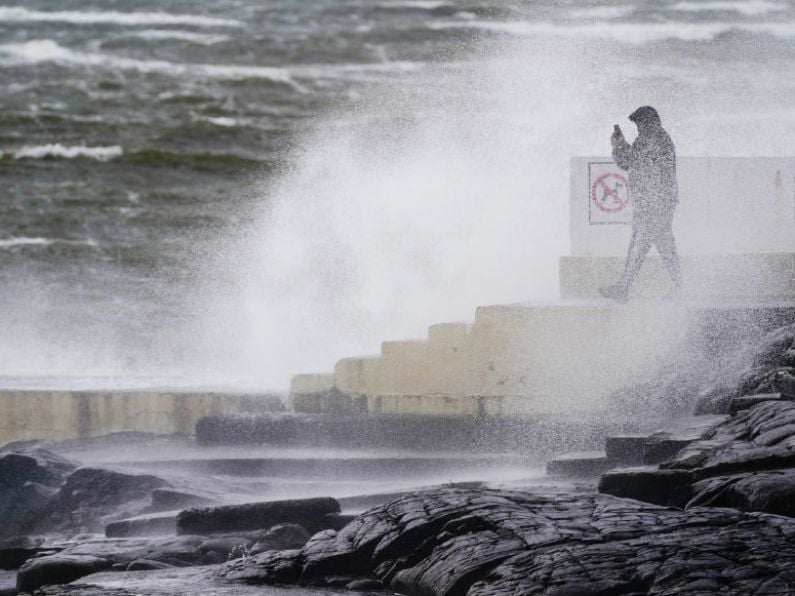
(124, 559), (174, 571)
(47, 467), (169, 534)
(223, 486), (795, 595)
(17, 554), (111, 593)
(0, 537), (46, 570)
(688, 470), (795, 516)
(197, 536), (254, 558)
(250, 523), (309, 553)
(604, 435), (646, 466)
(0, 449), (75, 490)
(0, 449), (76, 539)
(105, 513), (176, 538)
(177, 497), (340, 535)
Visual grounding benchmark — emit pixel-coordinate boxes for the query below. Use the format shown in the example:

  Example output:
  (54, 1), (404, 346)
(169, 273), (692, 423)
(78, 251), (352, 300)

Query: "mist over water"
(1, 0), (795, 389)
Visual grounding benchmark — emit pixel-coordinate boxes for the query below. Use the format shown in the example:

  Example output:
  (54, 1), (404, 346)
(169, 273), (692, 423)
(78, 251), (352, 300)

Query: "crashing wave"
(0, 7), (243, 28)
(6, 144), (123, 161)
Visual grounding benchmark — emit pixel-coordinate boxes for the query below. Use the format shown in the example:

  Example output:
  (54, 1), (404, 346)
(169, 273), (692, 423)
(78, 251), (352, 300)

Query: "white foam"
(11, 143), (123, 161)
(569, 5), (636, 20)
(377, 0), (451, 9)
(0, 237), (98, 249)
(669, 1), (787, 16)
(0, 7), (244, 28)
(428, 19), (795, 43)
(0, 238), (51, 249)
(203, 116), (240, 127)
(127, 30), (230, 45)
(0, 40), (295, 86)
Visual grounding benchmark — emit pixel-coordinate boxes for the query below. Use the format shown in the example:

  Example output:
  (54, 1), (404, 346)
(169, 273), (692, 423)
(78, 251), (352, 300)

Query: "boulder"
(250, 523), (310, 553)
(688, 470), (795, 516)
(48, 467), (169, 534)
(177, 497), (340, 535)
(16, 555), (110, 593)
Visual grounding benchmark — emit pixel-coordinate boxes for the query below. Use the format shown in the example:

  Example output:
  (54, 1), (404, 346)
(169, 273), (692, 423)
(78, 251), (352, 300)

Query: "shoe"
(599, 284), (629, 304)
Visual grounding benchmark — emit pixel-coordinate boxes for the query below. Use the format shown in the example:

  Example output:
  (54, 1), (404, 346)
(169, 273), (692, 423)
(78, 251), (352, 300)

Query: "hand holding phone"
(611, 124), (624, 147)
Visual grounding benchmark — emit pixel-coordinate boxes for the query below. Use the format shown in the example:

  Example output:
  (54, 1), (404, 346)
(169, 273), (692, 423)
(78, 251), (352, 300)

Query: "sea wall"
(0, 390), (279, 445)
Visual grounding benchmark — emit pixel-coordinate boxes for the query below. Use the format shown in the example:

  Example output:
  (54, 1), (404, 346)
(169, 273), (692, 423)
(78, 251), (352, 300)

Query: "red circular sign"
(591, 172), (630, 213)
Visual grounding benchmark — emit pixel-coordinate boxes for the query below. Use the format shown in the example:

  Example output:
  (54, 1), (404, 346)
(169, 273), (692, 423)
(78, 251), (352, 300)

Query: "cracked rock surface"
(223, 486), (795, 595)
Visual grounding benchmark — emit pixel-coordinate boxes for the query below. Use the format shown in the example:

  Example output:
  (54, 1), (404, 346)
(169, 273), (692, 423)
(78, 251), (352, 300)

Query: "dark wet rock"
(105, 513), (176, 538)
(599, 401), (795, 519)
(0, 449), (77, 539)
(17, 554), (111, 593)
(223, 486), (795, 595)
(346, 577), (385, 590)
(148, 489), (215, 512)
(0, 537), (46, 570)
(47, 467), (169, 534)
(198, 536), (254, 558)
(598, 467), (694, 507)
(695, 322), (795, 415)
(57, 468), (168, 512)
(322, 512), (356, 531)
(0, 449), (75, 489)
(177, 496), (340, 535)
(0, 483), (58, 539)
(50, 534), (204, 569)
(250, 523), (309, 554)
(688, 470), (795, 516)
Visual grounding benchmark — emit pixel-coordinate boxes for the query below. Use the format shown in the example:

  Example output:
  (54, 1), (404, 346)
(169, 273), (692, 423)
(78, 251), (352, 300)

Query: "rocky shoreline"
(0, 322), (792, 595)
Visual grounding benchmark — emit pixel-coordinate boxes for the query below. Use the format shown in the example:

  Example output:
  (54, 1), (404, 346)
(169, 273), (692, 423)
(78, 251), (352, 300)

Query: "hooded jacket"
(612, 106), (678, 218)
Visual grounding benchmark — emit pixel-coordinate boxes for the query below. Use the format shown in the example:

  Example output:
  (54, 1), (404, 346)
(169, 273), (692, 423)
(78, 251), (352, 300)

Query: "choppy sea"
(2, 0), (795, 389)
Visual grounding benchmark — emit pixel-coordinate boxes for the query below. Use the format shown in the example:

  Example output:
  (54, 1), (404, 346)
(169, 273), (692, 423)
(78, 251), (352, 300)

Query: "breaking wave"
(125, 30), (230, 45)
(0, 40), (296, 86)
(4, 144), (123, 161)
(668, 1), (787, 16)
(0, 237), (98, 249)
(0, 7), (244, 28)
(428, 20), (795, 43)
(0, 40), (422, 87)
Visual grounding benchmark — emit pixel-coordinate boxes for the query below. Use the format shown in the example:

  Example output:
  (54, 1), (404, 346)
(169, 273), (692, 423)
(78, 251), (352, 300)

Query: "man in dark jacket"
(600, 106), (682, 302)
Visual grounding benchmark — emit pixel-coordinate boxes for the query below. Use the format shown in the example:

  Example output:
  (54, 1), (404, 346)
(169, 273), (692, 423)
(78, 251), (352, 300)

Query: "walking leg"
(654, 216), (682, 289)
(621, 220), (653, 292)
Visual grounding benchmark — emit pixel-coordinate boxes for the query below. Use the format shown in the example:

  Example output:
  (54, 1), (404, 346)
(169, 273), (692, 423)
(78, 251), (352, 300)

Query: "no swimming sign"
(588, 162), (632, 224)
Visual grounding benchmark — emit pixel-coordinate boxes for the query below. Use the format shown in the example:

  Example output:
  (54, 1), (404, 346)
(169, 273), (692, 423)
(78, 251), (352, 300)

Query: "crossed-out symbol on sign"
(591, 172), (630, 213)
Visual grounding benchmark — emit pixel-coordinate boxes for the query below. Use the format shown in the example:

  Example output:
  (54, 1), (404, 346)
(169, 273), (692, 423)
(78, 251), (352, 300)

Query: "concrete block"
(290, 374), (335, 396)
(560, 252), (795, 301)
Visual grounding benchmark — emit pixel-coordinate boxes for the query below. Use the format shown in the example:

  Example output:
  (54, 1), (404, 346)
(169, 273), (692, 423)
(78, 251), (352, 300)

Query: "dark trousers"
(621, 211), (681, 291)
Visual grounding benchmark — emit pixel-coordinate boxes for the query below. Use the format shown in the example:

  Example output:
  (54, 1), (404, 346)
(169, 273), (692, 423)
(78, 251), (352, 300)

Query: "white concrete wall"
(570, 157), (795, 257)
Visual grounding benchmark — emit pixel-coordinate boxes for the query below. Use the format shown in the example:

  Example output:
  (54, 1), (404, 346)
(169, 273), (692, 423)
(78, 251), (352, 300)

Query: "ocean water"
(2, 0), (795, 389)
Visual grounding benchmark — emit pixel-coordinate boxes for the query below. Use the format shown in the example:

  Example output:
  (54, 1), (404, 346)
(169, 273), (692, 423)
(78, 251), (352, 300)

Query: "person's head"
(628, 106), (661, 134)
